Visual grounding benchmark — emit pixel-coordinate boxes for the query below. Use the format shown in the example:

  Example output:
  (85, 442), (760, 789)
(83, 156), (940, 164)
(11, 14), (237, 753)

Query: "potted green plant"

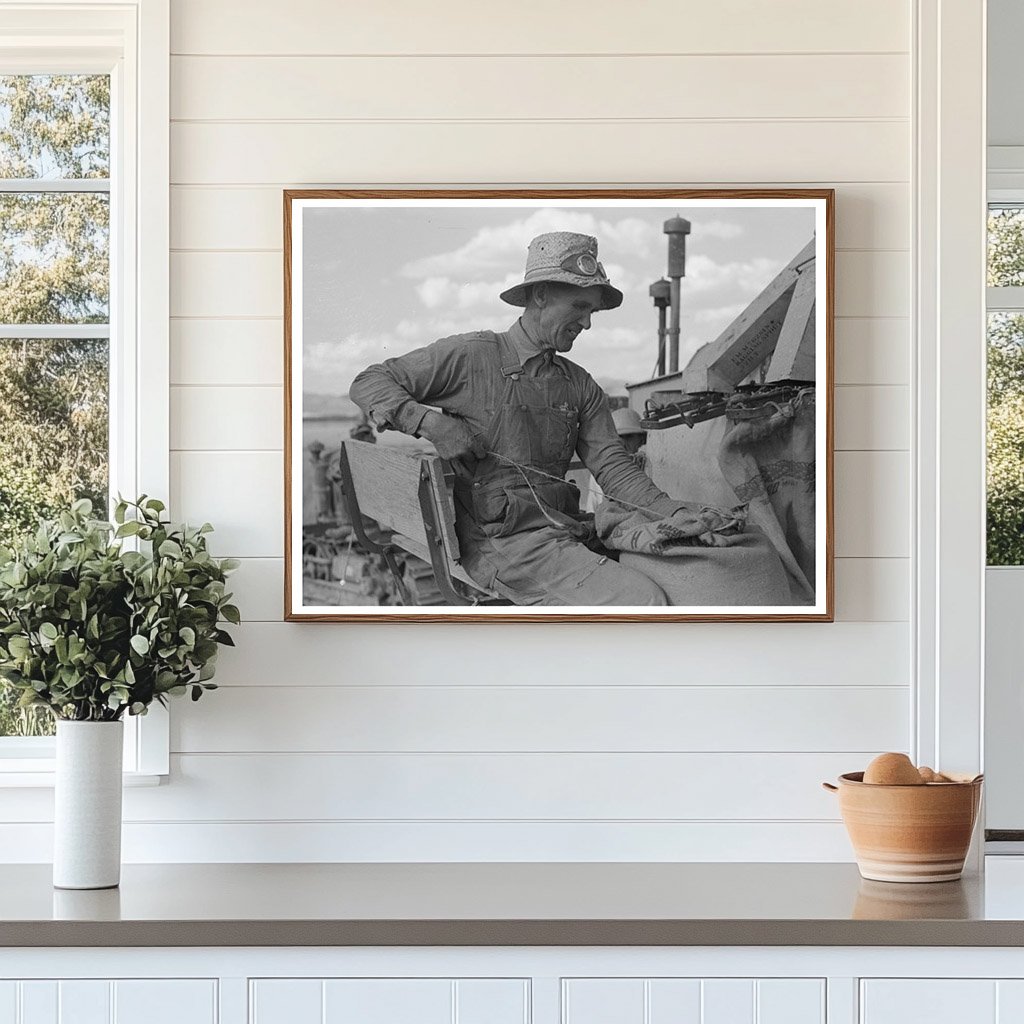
(0, 496), (239, 889)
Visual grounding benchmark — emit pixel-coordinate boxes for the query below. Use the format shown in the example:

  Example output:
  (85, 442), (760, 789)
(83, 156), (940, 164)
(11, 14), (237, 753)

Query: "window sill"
(0, 770), (164, 788)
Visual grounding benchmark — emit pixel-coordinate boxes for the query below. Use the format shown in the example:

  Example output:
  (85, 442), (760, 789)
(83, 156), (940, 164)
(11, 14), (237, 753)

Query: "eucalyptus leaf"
(158, 539), (182, 559)
(0, 496), (238, 721)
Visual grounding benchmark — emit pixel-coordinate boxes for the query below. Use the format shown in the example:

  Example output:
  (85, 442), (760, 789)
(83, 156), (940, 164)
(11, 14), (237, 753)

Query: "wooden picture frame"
(284, 189), (834, 622)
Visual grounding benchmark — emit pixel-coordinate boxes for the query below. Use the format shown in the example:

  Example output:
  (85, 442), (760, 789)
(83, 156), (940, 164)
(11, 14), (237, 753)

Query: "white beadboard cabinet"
(0, 979), (218, 1024)
(561, 978), (825, 1024)
(250, 979), (530, 1024)
(860, 980), (1024, 1023)
(6, 949), (1024, 1024)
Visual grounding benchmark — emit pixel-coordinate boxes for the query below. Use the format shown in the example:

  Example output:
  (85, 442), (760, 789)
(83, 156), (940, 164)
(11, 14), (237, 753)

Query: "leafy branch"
(0, 497), (238, 722)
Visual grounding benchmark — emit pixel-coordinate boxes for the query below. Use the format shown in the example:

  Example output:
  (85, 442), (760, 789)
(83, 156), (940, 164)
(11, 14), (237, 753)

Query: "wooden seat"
(338, 439), (504, 606)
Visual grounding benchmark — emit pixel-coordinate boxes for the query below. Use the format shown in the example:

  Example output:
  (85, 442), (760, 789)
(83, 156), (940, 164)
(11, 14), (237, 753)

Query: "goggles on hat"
(560, 251), (604, 278)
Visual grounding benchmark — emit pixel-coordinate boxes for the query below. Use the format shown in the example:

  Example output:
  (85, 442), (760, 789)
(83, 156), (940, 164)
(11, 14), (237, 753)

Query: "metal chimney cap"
(649, 278), (671, 301)
(663, 215), (692, 235)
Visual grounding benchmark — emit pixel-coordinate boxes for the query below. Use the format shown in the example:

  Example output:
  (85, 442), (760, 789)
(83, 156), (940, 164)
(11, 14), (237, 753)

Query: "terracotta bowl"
(823, 772), (983, 883)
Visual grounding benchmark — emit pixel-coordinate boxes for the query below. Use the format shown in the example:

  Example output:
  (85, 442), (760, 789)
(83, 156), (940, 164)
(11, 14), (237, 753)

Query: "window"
(987, 205), (1024, 565)
(0, 2), (169, 780)
(0, 73), (111, 739)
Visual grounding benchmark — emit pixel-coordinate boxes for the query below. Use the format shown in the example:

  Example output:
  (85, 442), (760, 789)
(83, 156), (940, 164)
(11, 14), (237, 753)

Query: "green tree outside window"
(988, 208), (1024, 566)
(0, 75), (110, 736)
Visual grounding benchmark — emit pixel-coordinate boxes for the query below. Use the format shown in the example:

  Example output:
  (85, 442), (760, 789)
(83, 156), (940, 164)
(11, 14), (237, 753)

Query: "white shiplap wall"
(5, 0), (916, 861)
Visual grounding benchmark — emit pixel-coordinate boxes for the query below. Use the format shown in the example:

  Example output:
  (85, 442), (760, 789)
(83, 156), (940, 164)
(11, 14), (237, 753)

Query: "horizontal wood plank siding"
(170, 121), (910, 185)
(0, 0), (916, 865)
(0, 821), (856, 863)
(207, 621), (911, 688)
(171, 55), (909, 122)
(169, 685), (909, 753)
(169, 0), (910, 56)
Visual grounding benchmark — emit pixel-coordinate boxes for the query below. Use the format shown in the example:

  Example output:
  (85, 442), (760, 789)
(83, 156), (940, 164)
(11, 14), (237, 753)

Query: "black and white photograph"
(285, 191), (833, 621)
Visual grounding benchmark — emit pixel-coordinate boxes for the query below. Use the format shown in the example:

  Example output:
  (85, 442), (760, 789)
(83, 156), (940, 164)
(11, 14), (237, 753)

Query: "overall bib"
(453, 333), (668, 607)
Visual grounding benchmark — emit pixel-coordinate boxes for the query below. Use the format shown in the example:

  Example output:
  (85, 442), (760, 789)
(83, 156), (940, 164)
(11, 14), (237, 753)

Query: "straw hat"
(499, 232), (623, 310)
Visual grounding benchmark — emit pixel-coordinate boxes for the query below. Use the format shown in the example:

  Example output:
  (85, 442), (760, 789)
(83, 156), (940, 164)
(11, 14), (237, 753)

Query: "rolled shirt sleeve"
(349, 337), (473, 437)
(575, 378), (685, 518)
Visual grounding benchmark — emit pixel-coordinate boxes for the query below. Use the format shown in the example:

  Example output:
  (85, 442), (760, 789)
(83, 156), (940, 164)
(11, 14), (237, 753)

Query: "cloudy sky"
(300, 202), (815, 400)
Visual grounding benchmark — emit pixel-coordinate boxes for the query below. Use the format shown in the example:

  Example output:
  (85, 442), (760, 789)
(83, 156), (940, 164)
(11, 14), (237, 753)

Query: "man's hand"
(420, 411), (486, 461)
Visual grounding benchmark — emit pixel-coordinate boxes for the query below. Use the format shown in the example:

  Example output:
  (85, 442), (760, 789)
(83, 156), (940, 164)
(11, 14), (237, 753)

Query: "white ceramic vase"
(53, 719), (124, 889)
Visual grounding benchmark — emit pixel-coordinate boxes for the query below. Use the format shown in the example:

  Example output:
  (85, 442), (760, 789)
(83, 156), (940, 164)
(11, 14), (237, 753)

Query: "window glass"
(0, 192), (109, 323)
(0, 75), (109, 179)
(987, 312), (1024, 566)
(988, 206), (1024, 288)
(0, 74), (110, 739)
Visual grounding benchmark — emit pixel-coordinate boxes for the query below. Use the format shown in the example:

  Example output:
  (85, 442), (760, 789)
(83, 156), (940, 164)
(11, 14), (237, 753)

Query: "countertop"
(7, 861), (1024, 947)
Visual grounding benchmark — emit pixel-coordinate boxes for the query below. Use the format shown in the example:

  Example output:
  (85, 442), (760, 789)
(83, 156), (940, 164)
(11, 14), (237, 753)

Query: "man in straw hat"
(350, 231), (693, 606)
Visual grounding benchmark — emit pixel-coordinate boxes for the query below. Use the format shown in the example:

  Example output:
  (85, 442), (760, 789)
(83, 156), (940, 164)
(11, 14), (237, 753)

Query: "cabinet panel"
(564, 979), (825, 1024)
(323, 980), (451, 1024)
(455, 980), (529, 1024)
(250, 979), (528, 1024)
(756, 980), (825, 1024)
(0, 983), (15, 1024)
(58, 982), (110, 1024)
(563, 980), (645, 1024)
(702, 980), (754, 1024)
(648, 980), (701, 1023)
(114, 981), (216, 1024)
(250, 979), (322, 1024)
(998, 980), (1024, 1022)
(861, 980), (996, 1023)
(0, 981), (216, 1024)
(19, 983), (56, 1024)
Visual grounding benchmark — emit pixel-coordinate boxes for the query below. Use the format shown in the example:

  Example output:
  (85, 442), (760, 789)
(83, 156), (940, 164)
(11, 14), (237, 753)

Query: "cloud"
(401, 211), (659, 282)
(693, 302), (747, 325)
(683, 254), (779, 298)
(580, 325), (647, 354)
(415, 273), (520, 310)
(691, 220), (745, 240)
(570, 325), (658, 393)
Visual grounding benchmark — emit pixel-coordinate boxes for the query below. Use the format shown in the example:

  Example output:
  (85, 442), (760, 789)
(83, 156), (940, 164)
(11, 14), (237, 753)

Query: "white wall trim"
(988, 148), (1024, 195)
(913, 0), (987, 805)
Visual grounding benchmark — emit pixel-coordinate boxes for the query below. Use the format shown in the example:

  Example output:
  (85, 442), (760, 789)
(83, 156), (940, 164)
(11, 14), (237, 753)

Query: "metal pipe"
(649, 278), (671, 377)
(663, 216), (691, 376)
(657, 306), (667, 376)
(668, 277), (681, 374)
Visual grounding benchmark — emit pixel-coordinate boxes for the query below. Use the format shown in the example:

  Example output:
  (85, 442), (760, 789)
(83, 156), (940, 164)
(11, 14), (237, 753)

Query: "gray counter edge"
(4, 919), (1024, 948)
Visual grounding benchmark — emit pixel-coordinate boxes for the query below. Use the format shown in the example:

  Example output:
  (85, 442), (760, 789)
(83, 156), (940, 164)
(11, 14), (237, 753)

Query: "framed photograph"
(284, 189), (833, 622)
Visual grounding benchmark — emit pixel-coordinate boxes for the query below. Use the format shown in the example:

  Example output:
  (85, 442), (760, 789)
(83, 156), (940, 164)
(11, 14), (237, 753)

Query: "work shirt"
(350, 319), (683, 520)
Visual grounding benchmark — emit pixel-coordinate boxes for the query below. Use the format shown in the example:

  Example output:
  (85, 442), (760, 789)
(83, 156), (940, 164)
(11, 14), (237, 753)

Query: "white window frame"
(914, 0), (987, 873)
(0, 0), (169, 785)
(982, 169), (1024, 840)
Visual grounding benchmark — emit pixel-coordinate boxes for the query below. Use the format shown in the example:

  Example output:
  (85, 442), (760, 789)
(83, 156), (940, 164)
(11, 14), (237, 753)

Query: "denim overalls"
(453, 333), (668, 606)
